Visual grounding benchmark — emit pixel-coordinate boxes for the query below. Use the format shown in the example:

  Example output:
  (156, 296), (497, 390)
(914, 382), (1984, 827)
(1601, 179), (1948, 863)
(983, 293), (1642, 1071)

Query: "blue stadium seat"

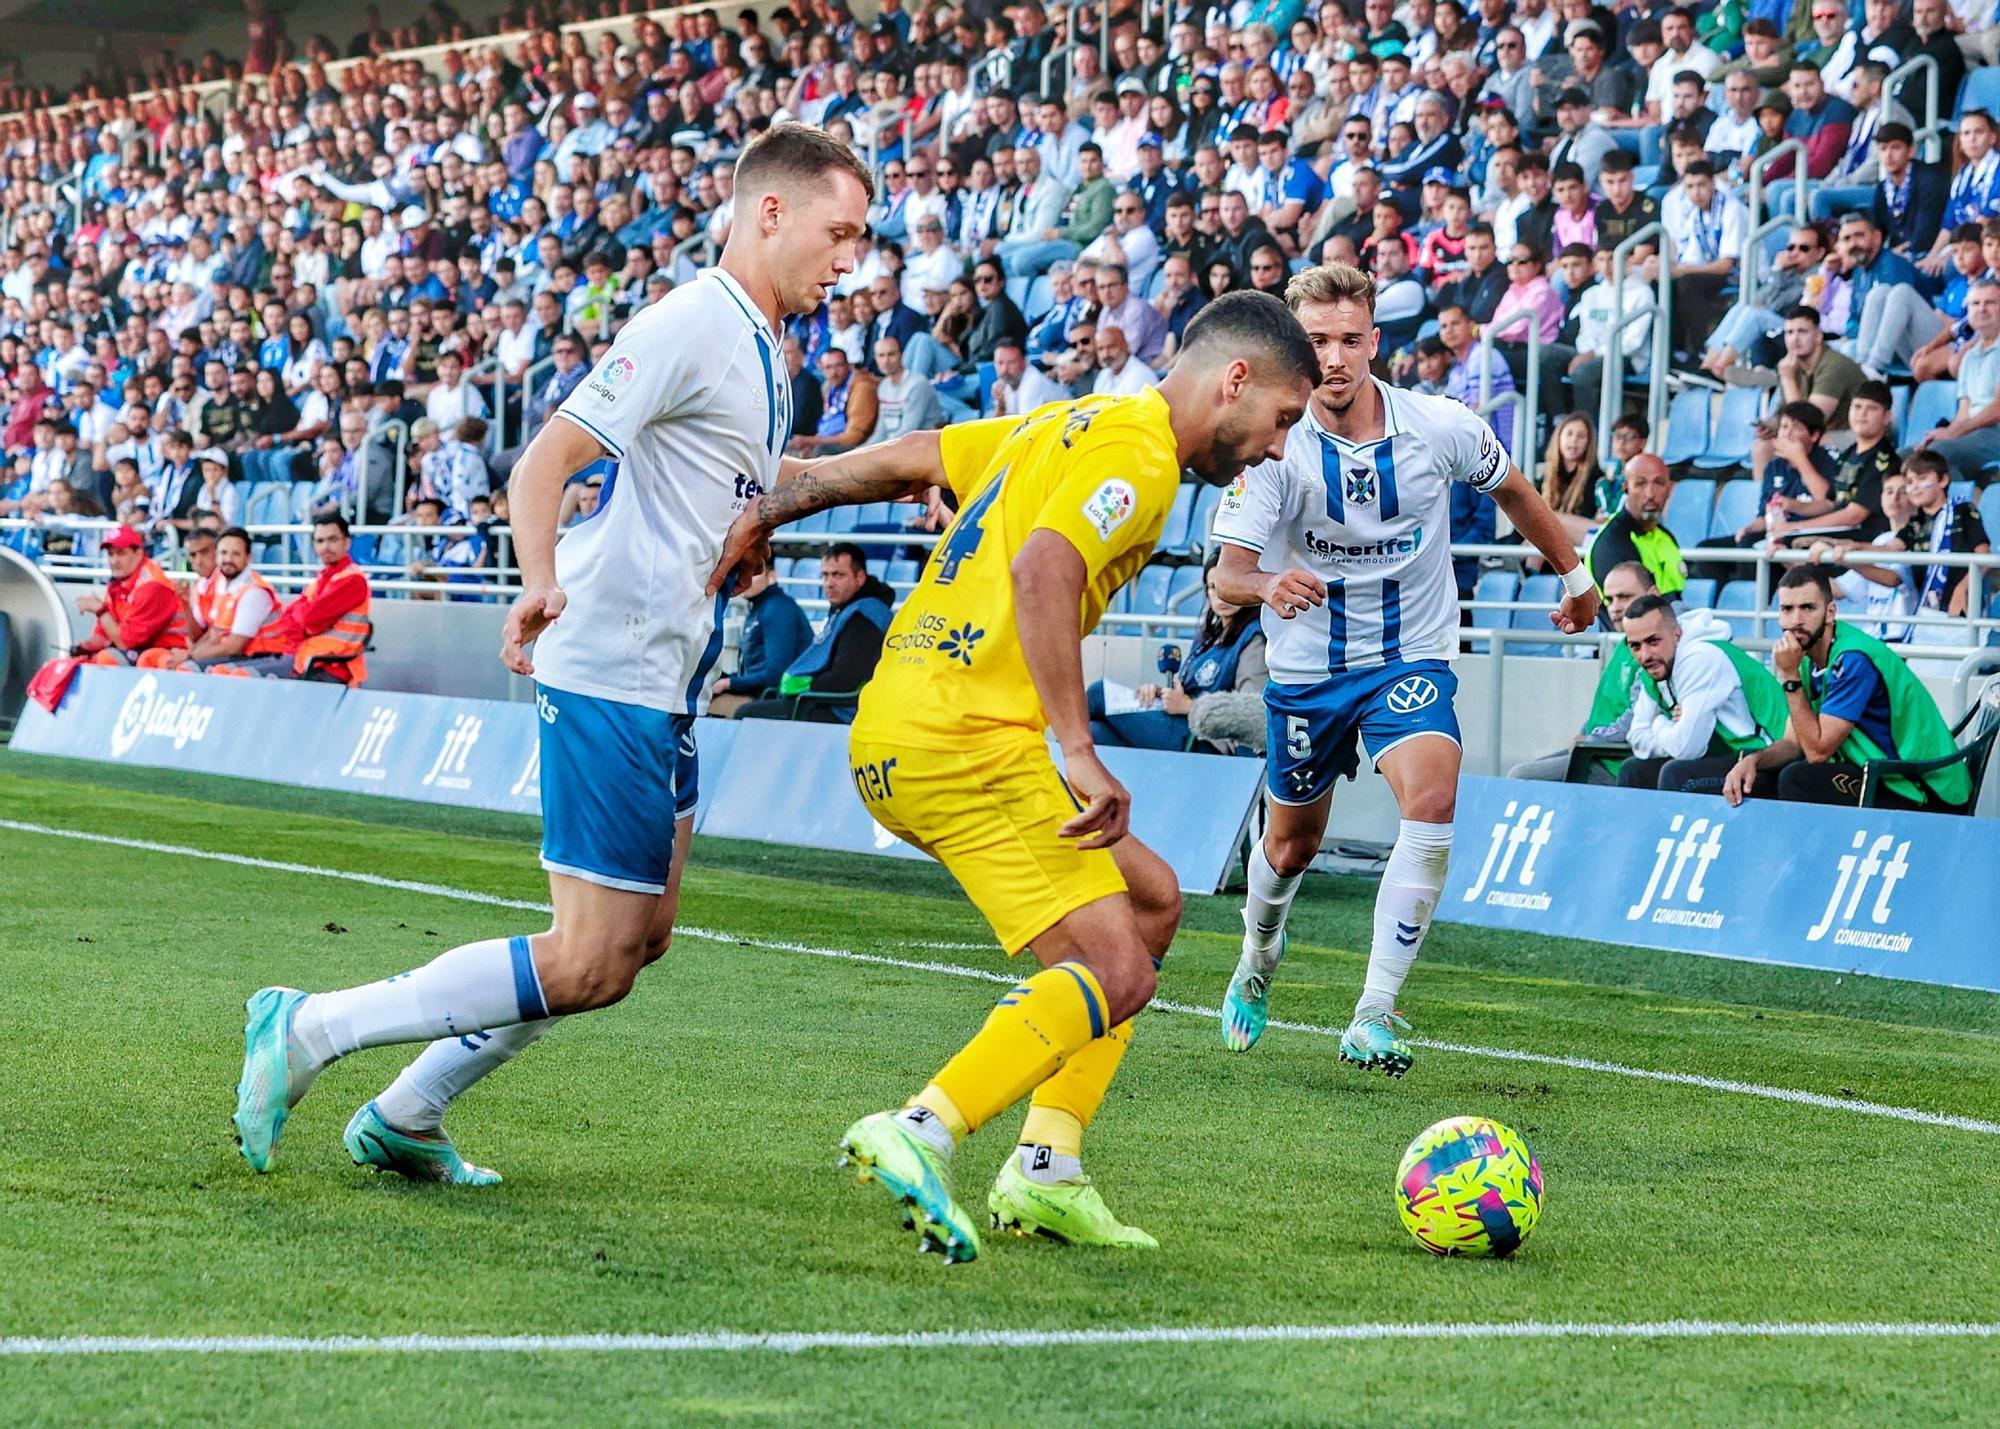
(849, 501), (896, 530)
(1890, 382), (1910, 440)
(1156, 482), (1200, 556)
(1165, 563), (1206, 613)
(1663, 477), (1716, 543)
(1470, 570), (1518, 631)
(1982, 483), (2000, 539)
(884, 557), (919, 586)
(1903, 380), (1959, 447)
(1711, 478), (1760, 540)
(1188, 483), (1226, 553)
(1951, 479), (1977, 507)
(1004, 276), (1032, 313)
(1660, 388), (1711, 467)
(1955, 64), (2000, 123)
(1023, 275), (1054, 322)
(792, 508), (832, 533)
(1678, 577), (1717, 611)
(1988, 587), (2000, 647)
(1716, 580), (1758, 614)
(1509, 574), (1563, 656)
(1692, 386), (1766, 471)
(822, 503), (859, 533)
(1129, 563), (1174, 615)
(244, 483), (290, 532)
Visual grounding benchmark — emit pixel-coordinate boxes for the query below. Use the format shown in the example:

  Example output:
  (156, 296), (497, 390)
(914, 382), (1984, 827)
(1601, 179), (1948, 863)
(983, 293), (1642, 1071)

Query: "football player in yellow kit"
(711, 291), (1317, 1262)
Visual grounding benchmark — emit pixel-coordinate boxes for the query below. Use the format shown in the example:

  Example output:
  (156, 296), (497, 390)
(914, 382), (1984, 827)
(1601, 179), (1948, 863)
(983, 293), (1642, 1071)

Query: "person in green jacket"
(1507, 560), (1655, 782)
(1617, 596), (1789, 794)
(1724, 565), (1973, 812)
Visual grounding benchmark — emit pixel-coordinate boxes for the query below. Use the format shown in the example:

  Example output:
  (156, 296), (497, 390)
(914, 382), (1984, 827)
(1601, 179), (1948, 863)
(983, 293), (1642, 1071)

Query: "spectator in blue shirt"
(712, 564), (815, 711)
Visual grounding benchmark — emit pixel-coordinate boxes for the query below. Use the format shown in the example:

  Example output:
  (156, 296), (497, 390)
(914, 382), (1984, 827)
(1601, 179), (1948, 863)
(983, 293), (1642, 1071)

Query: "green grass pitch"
(2, 750), (1999, 1425)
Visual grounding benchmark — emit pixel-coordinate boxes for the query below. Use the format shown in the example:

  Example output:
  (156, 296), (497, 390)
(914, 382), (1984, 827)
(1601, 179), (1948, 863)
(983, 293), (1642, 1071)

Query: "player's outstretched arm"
(706, 430), (944, 595)
(1013, 529), (1131, 851)
(1211, 540), (1324, 619)
(1490, 468), (1601, 633)
(500, 416), (606, 676)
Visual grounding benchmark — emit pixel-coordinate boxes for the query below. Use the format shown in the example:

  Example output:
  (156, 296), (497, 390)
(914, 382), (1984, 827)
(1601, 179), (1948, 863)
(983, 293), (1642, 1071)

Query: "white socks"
(896, 1105), (955, 1159)
(1017, 1144), (1084, 1185)
(1358, 820), (1453, 1017)
(373, 1018), (564, 1133)
(290, 936), (549, 1074)
(1241, 839), (1304, 975)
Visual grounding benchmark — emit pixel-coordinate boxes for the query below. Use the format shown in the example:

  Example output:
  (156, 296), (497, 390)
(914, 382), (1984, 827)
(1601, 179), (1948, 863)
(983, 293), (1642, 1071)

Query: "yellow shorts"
(848, 734), (1128, 955)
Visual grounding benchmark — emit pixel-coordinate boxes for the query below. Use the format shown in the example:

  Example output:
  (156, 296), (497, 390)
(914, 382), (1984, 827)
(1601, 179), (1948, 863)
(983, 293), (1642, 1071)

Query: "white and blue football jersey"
(1210, 379), (1509, 685)
(533, 268), (790, 715)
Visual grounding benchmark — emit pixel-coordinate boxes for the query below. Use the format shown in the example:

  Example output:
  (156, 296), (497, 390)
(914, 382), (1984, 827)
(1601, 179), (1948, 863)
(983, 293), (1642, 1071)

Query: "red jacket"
(78, 558), (189, 655)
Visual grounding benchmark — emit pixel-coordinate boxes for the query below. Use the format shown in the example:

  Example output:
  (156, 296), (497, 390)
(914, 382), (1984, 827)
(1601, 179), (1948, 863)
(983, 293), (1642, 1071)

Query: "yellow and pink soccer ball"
(1395, 1115), (1544, 1258)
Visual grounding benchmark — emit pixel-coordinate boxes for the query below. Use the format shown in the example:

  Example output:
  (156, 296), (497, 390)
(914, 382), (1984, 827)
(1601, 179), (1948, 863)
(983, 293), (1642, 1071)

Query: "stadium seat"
(1509, 574), (1563, 655)
(1188, 483), (1226, 553)
(792, 508), (832, 534)
(822, 503), (859, 533)
(1129, 563), (1174, 615)
(1004, 276), (1032, 313)
(1659, 388), (1711, 467)
(1023, 275), (1053, 322)
(244, 483), (290, 532)
(1156, 482), (1200, 556)
(849, 501), (897, 530)
(1955, 64), (2000, 124)
(1165, 563), (1206, 614)
(1716, 581), (1759, 624)
(1678, 577), (1718, 611)
(1981, 483), (2000, 538)
(1470, 570), (1518, 631)
(884, 557), (919, 586)
(1710, 478), (1760, 541)
(1952, 480), (1977, 507)
(1691, 386), (1765, 471)
(1663, 477), (1716, 543)
(1903, 381), (1959, 447)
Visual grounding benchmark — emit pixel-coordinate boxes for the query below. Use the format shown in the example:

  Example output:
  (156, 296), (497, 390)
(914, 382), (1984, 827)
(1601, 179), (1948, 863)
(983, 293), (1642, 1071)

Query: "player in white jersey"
(1210, 263), (1599, 1074)
(230, 125), (873, 1183)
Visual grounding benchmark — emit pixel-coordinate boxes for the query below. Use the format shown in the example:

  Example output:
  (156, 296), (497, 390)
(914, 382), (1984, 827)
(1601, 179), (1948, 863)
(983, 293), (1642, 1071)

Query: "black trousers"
(1773, 759), (1952, 811)
(1617, 754), (1740, 796)
(733, 698), (853, 724)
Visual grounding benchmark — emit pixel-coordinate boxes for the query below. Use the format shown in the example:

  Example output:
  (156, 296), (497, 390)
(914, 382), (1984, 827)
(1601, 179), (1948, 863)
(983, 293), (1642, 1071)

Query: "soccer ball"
(1395, 1115), (1543, 1258)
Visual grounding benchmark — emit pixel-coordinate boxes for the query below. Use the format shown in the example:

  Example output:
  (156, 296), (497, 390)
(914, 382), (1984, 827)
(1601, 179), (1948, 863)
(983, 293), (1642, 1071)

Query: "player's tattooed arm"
(707, 432), (944, 594)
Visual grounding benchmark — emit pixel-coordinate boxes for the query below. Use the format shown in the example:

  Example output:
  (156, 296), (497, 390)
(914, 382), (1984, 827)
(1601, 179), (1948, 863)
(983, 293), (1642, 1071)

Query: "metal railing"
(1598, 220), (1673, 461)
(497, 353), (559, 455)
(1474, 307), (1538, 471)
(1741, 138), (1808, 305)
(1885, 54), (1942, 161)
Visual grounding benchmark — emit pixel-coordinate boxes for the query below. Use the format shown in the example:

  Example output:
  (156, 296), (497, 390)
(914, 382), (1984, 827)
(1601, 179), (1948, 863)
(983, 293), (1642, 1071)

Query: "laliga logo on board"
(109, 675), (216, 757)
(1806, 830), (1913, 951)
(1460, 800), (1555, 910)
(422, 713), (483, 790)
(1625, 814), (1726, 929)
(338, 706), (398, 780)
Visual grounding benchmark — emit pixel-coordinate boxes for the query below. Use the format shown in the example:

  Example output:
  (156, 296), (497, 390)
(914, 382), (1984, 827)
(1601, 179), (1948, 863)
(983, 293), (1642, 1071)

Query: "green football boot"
(988, 1156), (1158, 1249)
(837, 1111), (981, 1264)
(1221, 930), (1286, 1053)
(344, 1101), (502, 1187)
(233, 986), (309, 1173)
(1339, 1009), (1415, 1078)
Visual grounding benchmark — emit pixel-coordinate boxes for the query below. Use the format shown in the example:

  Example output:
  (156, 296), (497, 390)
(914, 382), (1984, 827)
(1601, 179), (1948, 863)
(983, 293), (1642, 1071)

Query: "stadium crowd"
(0, 0), (1994, 804)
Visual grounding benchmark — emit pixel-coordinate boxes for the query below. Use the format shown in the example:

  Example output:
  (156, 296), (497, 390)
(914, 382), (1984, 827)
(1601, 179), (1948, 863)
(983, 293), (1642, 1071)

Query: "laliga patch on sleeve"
(587, 354), (637, 404)
(1218, 470), (1249, 516)
(1082, 479), (1138, 542)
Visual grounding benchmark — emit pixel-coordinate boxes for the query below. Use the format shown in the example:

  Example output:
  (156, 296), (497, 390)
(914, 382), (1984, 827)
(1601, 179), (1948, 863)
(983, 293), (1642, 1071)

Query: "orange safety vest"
(194, 568), (283, 642)
(248, 562), (372, 684)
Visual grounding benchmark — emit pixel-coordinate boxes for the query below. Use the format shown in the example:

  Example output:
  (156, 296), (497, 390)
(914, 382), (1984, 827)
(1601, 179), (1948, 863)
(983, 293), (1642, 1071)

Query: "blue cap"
(1422, 165), (1457, 185)
(1137, 132), (1162, 148)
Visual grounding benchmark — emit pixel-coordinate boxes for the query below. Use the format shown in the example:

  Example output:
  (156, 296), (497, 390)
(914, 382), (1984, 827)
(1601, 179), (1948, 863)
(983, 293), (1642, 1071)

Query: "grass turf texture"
(2, 750), (1998, 1425)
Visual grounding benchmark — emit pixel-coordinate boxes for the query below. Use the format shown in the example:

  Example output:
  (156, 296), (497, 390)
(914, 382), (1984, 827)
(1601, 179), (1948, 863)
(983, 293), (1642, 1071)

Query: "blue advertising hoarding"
(13, 668), (1260, 893)
(1444, 776), (2000, 994)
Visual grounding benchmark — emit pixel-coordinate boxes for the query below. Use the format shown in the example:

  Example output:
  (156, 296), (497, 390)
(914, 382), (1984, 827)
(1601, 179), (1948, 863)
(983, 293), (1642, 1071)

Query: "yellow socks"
(1025, 1018), (1133, 1144)
(920, 961), (1108, 1138)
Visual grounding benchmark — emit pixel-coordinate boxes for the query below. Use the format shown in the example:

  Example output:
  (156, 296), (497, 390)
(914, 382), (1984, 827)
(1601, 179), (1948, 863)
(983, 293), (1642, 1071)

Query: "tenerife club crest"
(1344, 464), (1376, 506)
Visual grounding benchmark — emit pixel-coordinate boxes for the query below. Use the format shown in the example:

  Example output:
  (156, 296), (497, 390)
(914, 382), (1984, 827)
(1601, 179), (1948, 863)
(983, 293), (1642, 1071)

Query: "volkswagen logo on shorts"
(1386, 675), (1439, 713)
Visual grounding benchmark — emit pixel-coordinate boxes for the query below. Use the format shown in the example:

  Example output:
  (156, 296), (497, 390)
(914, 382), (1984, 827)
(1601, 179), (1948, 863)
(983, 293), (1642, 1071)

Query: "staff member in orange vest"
(72, 525), (191, 665)
(180, 527), (283, 668)
(209, 513), (372, 683)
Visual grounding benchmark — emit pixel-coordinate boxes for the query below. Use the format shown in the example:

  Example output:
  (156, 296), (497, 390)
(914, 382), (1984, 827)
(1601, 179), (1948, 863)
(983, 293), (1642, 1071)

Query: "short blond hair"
(1284, 262), (1377, 317)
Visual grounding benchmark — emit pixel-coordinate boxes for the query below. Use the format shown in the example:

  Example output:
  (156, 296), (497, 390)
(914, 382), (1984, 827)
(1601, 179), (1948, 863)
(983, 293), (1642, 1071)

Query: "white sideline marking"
(5, 818), (1999, 1139)
(2, 1320), (1996, 1357)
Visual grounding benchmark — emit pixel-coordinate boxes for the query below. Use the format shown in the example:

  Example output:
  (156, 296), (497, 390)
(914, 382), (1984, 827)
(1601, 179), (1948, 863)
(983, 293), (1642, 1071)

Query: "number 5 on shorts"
(1286, 714), (1312, 760)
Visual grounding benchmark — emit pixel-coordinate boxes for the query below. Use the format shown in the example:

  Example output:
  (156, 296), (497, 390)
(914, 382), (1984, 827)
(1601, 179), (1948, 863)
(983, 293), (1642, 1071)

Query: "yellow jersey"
(851, 388), (1184, 751)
